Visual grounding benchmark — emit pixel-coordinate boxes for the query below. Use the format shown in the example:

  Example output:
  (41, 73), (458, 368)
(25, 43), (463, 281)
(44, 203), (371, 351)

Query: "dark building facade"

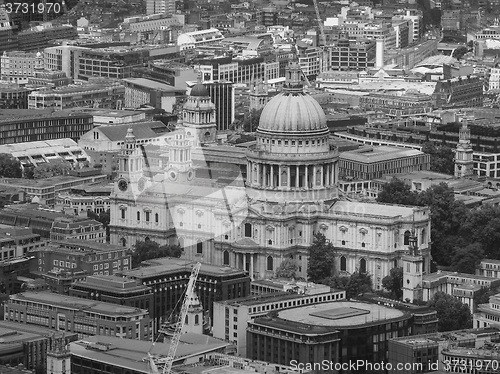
(330, 39), (376, 71)
(0, 85), (32, 109)
(204, 81), (234, 132)
(121, 257), (250, 330)
(0, 110), (93, 144)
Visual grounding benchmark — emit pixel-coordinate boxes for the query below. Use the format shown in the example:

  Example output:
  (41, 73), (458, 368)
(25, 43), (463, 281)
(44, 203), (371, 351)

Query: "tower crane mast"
(312, 0), (329, 73)
(149, 262), (202, 374)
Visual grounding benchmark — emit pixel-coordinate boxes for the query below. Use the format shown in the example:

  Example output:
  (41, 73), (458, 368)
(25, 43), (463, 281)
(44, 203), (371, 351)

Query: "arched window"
(360, 258), (367, 274)
(421, 228), (426, 244)
(121, 208), (126, 219)
(137, 211), (140, 221)
(340, 256), (347, 271)
(195, 315), (199, 325)
(197, 241), (203, 254)
(121, 238), (126, 247)
(155, 213), (159, 223)
(223, 250), (230, 265)
(404, 230), (411, 246)
(267, 256), (273, 271)
(244, 223), (252, 238)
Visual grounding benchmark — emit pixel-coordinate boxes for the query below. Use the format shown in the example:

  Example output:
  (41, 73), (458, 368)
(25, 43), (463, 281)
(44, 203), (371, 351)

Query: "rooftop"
(340, 146), (424, 163)
(10, 291), (146, 316)
(69, 334), (229, 373)
(96, 121), (169, 142)
(122, 78), (185, 93)
(277, 301), (406, 328)
(125, 258), (247, 279)
(330, 200), (419, 219)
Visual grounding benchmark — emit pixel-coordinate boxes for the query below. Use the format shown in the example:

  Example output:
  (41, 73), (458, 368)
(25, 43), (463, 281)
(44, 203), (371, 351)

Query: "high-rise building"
(146, 0), (175, 16)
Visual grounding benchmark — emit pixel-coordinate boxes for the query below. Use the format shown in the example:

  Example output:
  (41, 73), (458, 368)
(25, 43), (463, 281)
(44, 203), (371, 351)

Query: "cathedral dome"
(257, 92), (327, 135)
(190, 83), (209, 97)
(257, 61), (328, 136)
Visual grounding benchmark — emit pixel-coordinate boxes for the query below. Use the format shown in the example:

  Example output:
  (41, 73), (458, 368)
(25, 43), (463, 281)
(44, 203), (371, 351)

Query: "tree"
(131, 240), (183, 268)
(307, 232), (335, 283)
(451, 243), (484, 274)
(326, 272), (372, 299)
(382, 267), (403, 300)
(461, 205), (500, 259)
(377, 178), (420, 206)
(421, 142), (455, 175)
(275, 258), (299, 279)
(427, 292), (472, 331)
(33, 159), (72, 179)
(0, 153), (22, 178)
(418, 183), (468, 266)
(243, 108), (263, 132)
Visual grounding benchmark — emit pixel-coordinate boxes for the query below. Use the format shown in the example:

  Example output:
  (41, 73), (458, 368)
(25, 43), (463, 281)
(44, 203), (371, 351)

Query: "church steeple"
(402, 218), (423, 303)
(454, 118), (474, 178)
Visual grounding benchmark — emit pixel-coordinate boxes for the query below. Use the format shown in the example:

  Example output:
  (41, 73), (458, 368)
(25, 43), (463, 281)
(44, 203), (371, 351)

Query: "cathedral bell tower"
(182, 287), (204, 335)
(454, 118), (474, 178)
(46, 334), (70, 374)
(402, 226), (423, 303)
(116, 127), (151, 197)
(165, 129), (195, 184)
(182, 73), (217, 147)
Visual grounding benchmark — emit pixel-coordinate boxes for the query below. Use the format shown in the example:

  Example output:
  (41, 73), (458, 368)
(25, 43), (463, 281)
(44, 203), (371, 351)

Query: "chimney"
(376, 38), (384, 69)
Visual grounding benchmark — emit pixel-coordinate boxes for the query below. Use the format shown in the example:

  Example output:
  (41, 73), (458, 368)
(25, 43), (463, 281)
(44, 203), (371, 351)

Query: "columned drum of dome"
(246, 61), (338, 202)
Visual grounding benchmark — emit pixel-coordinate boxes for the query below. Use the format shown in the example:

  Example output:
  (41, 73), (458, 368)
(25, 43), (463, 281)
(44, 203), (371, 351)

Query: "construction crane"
(312, 0), (329, 73)
(148, 262), (202, 374)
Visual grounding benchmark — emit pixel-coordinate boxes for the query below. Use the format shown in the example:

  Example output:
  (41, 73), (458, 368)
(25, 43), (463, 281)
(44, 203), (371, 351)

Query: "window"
(404, 230), (411, 245)
(137, 211), (140, 221)
(244, 223), (252, 237)
(197, 242), (203, 254)
(340, 256), (347, 271)
(360, 258), (367, 274)
(145, 211), (150, 222)
(223, 250), (230, 265)
(155, 213), (159, 223)
(267, 256), (273, 271)
(121, 209), (126, 219)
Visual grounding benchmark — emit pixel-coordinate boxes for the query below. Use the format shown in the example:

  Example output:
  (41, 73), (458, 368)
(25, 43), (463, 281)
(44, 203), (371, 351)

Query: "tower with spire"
(182, 72), (217, 147)
(454, 118), (474, 178)
(402, 225), (423, 303)
(182, 287), (204, 335)
(46, 334), (70, 374)
(250, 79), (269, 111)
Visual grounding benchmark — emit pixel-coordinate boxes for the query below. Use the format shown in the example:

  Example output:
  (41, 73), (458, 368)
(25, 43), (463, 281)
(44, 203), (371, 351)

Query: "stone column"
(321, 164), (324, 187)
(295, 165), (299, 188)
(278, 166), (282, 187)
(287, 166), (291, 187)
(250, 254), (254, 280)
(270, 164), (274, 188)
(243, 253), (247, 272)
(305, 165), (309, 188)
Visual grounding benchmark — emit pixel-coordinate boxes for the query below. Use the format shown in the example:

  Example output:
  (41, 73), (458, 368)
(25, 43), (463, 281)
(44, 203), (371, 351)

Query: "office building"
(43, 45), (90, 81)
(339, 146), (430, 180)
(122, 77), (185, 112)
(55, 182), (112, 216)
(69, 334), (230, 374)
(0, 256), (34, 295)
(0, 320), (77, 371)
(146, 0), (175, 16)
(0, 51), (43, 84)
(432, 76), (484, 108)
(122, 257), (250, 330)
(330, 38), (376, 71)
(177, 28), (224, 51)
(16, 26), (77, 52)
(0, 83), (31, 109)
(0, 174), (106, 206)
(69, 275), (153, 316)
(0, 109), (93, 144)
(28, 82), (125, 110)
(359, 91), (433, 118)
(5, 291), (151, 340)
(247, 301), (416, 372)
(476, 259), (500, 278)
(213, 290), (346, 355)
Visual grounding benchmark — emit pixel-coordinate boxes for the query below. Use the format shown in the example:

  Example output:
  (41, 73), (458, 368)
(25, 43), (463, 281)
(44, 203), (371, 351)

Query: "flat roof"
(122, 78), (185, 93)
(278, 301), (405, 328)
(125, 258), (247, 278)
(340, 146), (423, 163)
(69, 334), (229, 373)
(11, 291), (146, 316)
